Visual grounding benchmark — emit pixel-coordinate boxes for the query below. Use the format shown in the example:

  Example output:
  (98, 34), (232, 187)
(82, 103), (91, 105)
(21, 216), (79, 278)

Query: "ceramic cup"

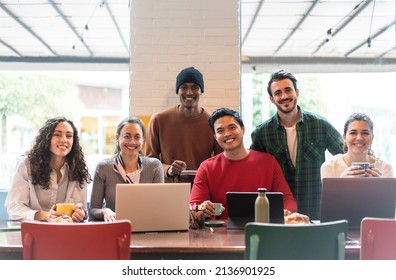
(56, 203), (75, 217)
(213, 203), (225, 216)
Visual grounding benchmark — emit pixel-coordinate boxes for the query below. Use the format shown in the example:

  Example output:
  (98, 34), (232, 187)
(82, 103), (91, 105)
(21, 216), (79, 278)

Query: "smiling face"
(50, 121), (74, 159)
(343, 120), (373, 156)
(213, 115), (245, 152)
(178, 82), (202, 110)
(117, 122), (144, 158)
(269, 78), (299, 114)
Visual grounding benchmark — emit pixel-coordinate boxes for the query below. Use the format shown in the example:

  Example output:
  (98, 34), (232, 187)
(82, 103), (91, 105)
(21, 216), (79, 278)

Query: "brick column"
(129, 0), (240, 124)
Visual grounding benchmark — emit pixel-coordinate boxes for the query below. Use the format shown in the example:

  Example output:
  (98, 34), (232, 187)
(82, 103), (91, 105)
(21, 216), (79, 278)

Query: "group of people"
(4, 67), (393, 224)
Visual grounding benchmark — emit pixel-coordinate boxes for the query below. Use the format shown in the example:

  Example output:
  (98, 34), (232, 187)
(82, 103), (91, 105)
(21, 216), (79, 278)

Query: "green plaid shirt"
(250, 106), (343, 220)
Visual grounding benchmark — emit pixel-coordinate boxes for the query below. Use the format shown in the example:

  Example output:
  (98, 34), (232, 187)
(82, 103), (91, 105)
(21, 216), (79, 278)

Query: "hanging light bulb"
(367, 37), (372, 48)
(326, 28), (333, 42)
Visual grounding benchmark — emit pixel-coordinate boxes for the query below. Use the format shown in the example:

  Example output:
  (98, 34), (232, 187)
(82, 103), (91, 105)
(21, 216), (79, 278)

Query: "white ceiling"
(0, 0), (395, 71)
(241, 0), (396, 72)
(0, 0), (130, 64)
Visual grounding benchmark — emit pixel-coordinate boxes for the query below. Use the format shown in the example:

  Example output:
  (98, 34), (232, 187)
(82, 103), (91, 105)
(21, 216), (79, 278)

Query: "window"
(241, 71), (396, 169)
(0, 70), (130, 197)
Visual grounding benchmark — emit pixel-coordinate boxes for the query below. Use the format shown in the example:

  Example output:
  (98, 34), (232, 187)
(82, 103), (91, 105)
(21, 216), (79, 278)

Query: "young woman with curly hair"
(5, 116), (92, 222)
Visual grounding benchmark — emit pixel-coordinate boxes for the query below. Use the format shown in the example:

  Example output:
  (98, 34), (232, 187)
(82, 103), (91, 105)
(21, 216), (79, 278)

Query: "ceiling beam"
(378, 46), (396, 58)
(273, 0), (319, 55)
(0, 39), (23, 57)
(48, 0), (94, 56)
(104, 2), (129, 53)
(241, 0), (265, 46)
(242, 56), (396, 74)
(345, 20), (396, 57)
(0, 3), (58, 56)
(243, 55), (396, 68)
(0, 56), (129, 64)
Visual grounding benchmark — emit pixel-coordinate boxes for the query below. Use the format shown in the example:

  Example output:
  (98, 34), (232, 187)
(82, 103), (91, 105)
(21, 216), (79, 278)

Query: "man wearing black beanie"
(175, 67), (204, 94)
(146, 67), (223, 183)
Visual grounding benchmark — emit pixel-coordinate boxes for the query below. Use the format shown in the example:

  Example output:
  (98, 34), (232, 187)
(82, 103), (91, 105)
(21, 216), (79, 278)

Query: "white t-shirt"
(320, 153), (394, 179)
(285, 125), (297, 167)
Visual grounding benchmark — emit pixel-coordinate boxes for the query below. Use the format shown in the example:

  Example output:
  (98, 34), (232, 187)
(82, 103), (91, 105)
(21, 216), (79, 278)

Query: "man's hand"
(167, 160), (187, 176)
(284, 211), (310, 224)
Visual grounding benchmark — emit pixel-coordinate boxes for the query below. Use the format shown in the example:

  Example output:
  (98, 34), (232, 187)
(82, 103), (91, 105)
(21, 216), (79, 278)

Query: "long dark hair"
(27, 116), (92, 190)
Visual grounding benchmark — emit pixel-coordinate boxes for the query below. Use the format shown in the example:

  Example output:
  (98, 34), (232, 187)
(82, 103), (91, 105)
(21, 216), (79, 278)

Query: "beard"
(275, 98), (297, 114)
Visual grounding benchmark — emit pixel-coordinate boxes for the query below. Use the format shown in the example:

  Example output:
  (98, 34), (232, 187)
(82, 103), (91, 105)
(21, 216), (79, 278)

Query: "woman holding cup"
(321, 112), (393, 178)
(5, 117), (91, 222)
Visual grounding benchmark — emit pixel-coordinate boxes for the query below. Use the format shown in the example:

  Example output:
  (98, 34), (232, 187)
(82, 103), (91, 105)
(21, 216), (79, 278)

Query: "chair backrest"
(21, 220), (131, 260)
(360, 217), (396, 260)
(245, 220), (348, 260)
(0, 190), (8, 220)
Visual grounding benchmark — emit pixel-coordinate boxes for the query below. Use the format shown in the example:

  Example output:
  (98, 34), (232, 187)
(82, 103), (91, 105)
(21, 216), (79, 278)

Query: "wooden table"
(0, 222), (360, 260)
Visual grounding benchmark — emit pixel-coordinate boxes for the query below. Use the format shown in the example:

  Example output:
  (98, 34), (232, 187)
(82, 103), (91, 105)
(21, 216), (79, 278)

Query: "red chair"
(360, 217), (396, 260)
(21, 220), (131, 260)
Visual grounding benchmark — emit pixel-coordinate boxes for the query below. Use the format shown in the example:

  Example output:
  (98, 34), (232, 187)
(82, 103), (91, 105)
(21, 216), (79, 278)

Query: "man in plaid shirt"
(250, 70), (343, 220)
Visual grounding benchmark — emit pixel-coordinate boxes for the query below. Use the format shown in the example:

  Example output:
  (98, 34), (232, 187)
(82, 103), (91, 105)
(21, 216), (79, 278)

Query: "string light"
(367, 0), (376, 48)
(324, 0), (365, 43)
(367, 37), (372, 48)
(326, 29), (333, 42)
(71, 0), (105, 50)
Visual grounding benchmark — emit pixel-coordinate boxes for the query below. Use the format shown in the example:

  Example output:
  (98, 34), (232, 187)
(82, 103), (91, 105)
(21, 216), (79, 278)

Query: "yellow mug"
(56, 203), (75, 217)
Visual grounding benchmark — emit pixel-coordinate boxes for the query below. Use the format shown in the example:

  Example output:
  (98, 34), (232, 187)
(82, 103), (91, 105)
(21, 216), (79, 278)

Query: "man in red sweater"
(190, 107), (298, 220)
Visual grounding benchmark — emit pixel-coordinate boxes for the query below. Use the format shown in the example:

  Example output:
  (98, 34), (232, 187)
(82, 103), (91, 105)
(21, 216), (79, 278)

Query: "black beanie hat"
(175, 67), (204, 94)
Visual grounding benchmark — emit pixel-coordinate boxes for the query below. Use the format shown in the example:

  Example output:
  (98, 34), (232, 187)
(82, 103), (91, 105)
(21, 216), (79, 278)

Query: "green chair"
(245, 220), (348, 260)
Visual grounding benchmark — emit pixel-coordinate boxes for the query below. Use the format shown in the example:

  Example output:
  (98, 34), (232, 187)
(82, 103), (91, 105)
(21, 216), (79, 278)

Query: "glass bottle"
(255, 188), (270, 223)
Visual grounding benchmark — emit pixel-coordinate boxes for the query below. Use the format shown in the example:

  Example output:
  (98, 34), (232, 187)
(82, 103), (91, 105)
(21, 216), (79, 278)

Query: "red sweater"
(190, 150), (297, 219)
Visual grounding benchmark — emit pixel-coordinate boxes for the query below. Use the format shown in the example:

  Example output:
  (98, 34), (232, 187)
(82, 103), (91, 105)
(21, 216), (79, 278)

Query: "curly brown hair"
(27, 116), (92, 190)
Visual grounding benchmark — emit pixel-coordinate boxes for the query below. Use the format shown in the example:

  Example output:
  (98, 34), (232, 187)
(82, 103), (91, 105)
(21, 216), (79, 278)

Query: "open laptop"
(0, 220), (21, 231)
(321, 177), (396, 229)
(115, 183), (190, 233)
(226, 192), (284, 229)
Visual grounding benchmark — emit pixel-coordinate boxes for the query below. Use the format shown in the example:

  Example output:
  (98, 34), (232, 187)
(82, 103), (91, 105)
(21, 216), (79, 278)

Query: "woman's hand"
(71, 203), (86, 222)
(48, 205), (60, 222)
(342, 165), (382, 177)
(34, 210), (51, 222)
(341, 166), (366, 177)
(101, 208), (116, 222)
(364, 167), (382, 177)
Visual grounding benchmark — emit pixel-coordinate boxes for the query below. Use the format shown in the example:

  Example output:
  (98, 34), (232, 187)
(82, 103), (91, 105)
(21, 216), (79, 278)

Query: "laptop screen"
(321, 177), (396, 229)
(115, 183), (190, 233)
